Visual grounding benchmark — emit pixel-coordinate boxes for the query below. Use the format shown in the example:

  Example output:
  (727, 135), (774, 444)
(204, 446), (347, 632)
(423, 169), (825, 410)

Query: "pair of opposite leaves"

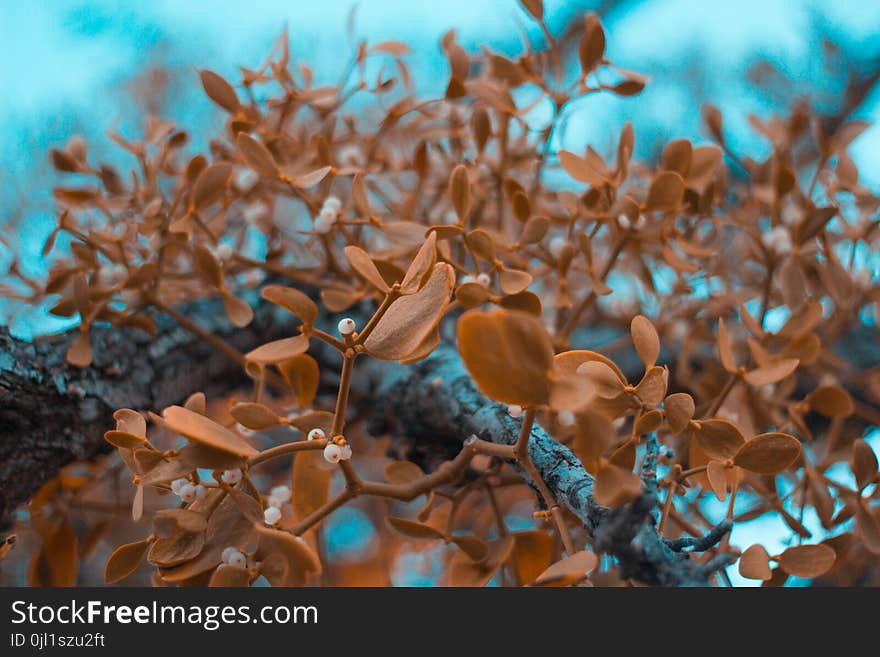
(247, 234), (453, 365)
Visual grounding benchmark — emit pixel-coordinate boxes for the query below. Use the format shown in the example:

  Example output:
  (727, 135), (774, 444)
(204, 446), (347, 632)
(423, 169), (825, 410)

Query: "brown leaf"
(163, 405), (258, 458)
(743, 359), (799, 386)
(104, 539), (151, 584)
(777, 544), (836, 578)
(806, 385), (854, 418)
(278, 354), (320, 408)
(575, 360), (625, 399)
(386, 517), (444, 540)
(498, 268), (532, 295)
(734, 433), (801, 474)
(631, 314), (660, 367)
(230, 403), (280, 430)
(364, 263), (454, 360)
(559, 150), (605, 186)
(664, 393), (694, 434)
(192, 162), (232, 210)
(512, 531), (554, 583)
(694, 419), (746, 461)
(739, 544), (772, 580)
(594, 463), (642, 507)
(449, 164), (471, 221)
(450, 536), (490, 562)
(457, 308), (554, 406)
(384, 460), (425, 485)
(855, 504), (880, 554)
(245, 334), (310, 364)
(254, 524), (322, 580)
(716, 318), (738, 373)
(344, 245), (391, 293)
(447, 536), (515, 587)
(261, 284), (318, 325)
(400, 231), (437, 294)
(221, 292), (253, 328)
(532, 550), (598, 586)
(287, 166), (332, 189)
(633, 366), (667, 406)
(292, 450), (331, 524)
(199, 69), (241, 113)
(851, 439), (879, 491)
(578, 14), (605, 75)
(518, 0), (543, 21)
(706, 461), (728, 501)
(644, 171), (684, 212)
(104, 430), (146, 450)
(236, 133), (280, 178)
(66, 332), (93, 368)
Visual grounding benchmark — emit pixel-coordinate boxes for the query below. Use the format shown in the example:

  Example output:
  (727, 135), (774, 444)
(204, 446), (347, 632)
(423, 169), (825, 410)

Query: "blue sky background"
(2, 0), (879, 586)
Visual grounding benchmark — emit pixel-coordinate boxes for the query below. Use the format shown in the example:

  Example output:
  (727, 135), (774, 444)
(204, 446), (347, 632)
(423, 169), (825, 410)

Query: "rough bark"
(369, 345), (733, 585)
(0, 290), (292, 520)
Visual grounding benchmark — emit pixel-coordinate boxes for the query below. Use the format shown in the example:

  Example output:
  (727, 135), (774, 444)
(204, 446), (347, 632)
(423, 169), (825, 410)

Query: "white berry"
(171, 478), (188, 495)
(193, 484), (207, 501)
(323, 443), (343, 464)
(323, 196), (342, 212)
(221, 547), (247, 569)
(221, 469), (242, 485)
(507, 404), (523, 419)
(459, 275), (476, 285)
(340, 444), (353, 461)
(338, 318), (356, 336)
(618, 214), (632, 230)
(269, 485), (291, 504)
(476, 273), (491, 287)
(314, 214), (335, 234)
(557, 410), (576, 427)
(307, 428), (325, 441)
(263, 506), (282, 526)
(179, 484), (197, 503)
(549, 236), (567, 258)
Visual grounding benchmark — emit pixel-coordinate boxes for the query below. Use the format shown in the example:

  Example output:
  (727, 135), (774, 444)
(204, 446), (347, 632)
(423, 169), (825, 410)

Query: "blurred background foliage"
(2, 0), (880, 336)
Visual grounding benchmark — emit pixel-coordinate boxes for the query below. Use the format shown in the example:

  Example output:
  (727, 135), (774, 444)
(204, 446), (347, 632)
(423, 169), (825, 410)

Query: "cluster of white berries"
(221, 547), (247, 569)
(458, 273), (491, 287)
(262, 485), (292, 526)
(323, 442), (353, 464)
(171, 478), (207, 504)
(267, 485), (291, 509)
(220, 468), (242, 486)
(338, 317), (357, 336)
(761, 226), (793, 255)
(314, 196), (342, 234)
